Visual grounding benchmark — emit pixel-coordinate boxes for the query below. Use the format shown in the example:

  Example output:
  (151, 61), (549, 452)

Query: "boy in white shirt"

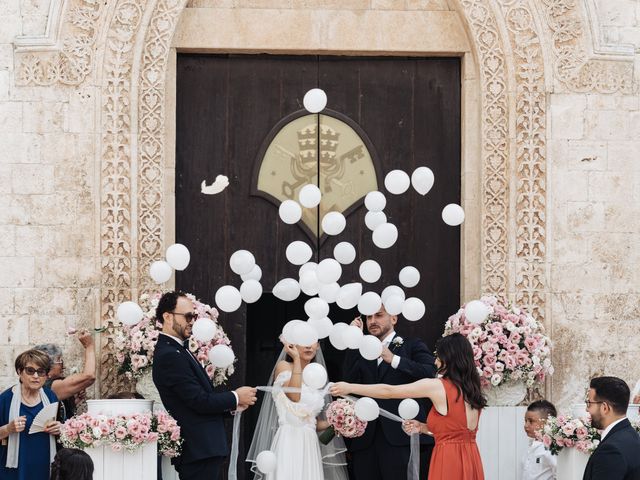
(521, 400), (557, 480)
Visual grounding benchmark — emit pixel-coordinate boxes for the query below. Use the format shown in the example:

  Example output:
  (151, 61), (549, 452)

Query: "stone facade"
(0, 0), (638, 408)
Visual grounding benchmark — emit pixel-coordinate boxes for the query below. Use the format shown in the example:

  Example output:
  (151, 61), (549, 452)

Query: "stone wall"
(0, 0), (638, 408)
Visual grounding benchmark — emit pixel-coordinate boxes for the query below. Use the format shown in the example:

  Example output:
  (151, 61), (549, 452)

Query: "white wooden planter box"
(86, 442), (157, 480)
(556, 448), (588, 480)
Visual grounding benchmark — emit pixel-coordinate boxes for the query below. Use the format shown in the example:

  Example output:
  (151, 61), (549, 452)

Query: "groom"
(343, 306), (437, 480)
(152, 291), (257, 480)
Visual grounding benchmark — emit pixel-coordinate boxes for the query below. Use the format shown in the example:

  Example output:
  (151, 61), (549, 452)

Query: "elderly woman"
(0, 349), (62, 479)
(36, 330), (96, 421)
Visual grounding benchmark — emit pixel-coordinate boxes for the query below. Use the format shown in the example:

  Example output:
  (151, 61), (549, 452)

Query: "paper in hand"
(29, 402), (58, 434)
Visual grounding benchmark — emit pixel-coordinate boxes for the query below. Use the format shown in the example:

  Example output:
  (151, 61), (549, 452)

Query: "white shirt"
(600, 417), (627, 441)
(159, 332), (238, 407)
(378, 331), (401, 368)
(521, 440), (556, 480)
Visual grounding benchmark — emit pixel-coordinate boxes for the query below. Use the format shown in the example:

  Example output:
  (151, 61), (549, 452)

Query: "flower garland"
(60, 411), (183, 457)
(443, 295), (553, 389)
(114, 292), (235, 386)
(538, 414), (601, 455)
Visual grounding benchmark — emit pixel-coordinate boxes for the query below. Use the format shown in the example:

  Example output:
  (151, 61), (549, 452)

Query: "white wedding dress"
(267, 370), (326, 480)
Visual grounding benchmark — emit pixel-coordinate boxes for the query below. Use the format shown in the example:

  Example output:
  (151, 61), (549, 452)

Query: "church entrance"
(175, 53), (461, 477)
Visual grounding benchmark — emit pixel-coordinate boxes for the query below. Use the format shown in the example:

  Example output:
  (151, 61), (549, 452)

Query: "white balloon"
(359, 260), (382, 283)
(365, 211), (387, 231)
(442, 203), (465, 226)
(316, 258), (342, 284)
(150, 261), (172, 284)
(273, 278), (301, 302)
(359, 335), (383, 361)
(166, 243), (190, 271)
(240, 280), (262, 304)
(384, 169), (411, 195)
(291, 322), (318, 346)
(465, 300), (490, 324)
(381, 285), (406, 303)
(304, 297), (330, 320)
(321, 212), (346, 236)
(329, 322), (349, 350)
(354, 397), (380, 421)
(358, 291), (382, 316)
(279, 200), (302, 224)
(298, 184), (322, 208)
(384, 295), (404, 316)
(318, 282), (340, 303)
(333, 242), (356, 265)
(241, 265), (262, 282)
(229, 250), (256, 276)
(372, 222), (398, 249)
(402, 297), (426, 321)
(411, 167), (435, 196)
(399, 266), (420, 288)
(207, 344), (235, 368)
(302, 362), (328, 389)
(364, 191), (386, 212)
(282, 319), (305, 344)
(286, 241), (313, 266)
(336, 282), (363, 310)
(117, 301), (144, 326)
(343, 325), (364, 349)
(215, 285), (242, 313)
(398, 398), (420, 420)
(303, 88), (327, 113)
(255, 450), (277, 474)
(308, 317), (333, 339)
(299, 262), (318, 277)
(191, 318), (216, 342)
(299, 271), (320, 296)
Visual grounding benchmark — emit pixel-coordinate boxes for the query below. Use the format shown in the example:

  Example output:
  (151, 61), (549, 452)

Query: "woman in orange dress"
(330, 333), (486, 480)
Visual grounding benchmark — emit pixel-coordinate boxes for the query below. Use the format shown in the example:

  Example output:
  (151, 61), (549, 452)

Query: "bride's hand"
(329, 382), (351, 397)
(282, 341), (300, 360)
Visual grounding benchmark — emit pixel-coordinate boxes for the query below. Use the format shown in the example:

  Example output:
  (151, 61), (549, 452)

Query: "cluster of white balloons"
(214, 250), (264, 313)
(149, 243), (191, 284)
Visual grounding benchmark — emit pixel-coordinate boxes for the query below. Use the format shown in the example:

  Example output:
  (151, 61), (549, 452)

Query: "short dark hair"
(590, 376), (630, 415)
(527, 399), (557, 418)
(15, 349), (51, 374)
(155, 291), (188, 324)
(50, 448), (94, 480)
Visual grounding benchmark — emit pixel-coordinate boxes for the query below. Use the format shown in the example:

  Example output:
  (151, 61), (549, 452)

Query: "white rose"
(505, 321), (516, 332)
(532, 355), (540, 366)
(491, 373), (502, 386)
(512, 307), (521, 315)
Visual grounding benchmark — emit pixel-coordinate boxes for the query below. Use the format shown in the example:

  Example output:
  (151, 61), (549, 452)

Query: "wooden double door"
(175, 53), (461, 473)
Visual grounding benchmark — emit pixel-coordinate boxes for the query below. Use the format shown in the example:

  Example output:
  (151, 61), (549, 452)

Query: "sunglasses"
(23, 367), (48, 377)
(171, 311), (198, 322)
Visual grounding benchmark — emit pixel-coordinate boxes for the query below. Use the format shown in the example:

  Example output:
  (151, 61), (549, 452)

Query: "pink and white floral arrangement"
(537, 414), (601, 455)
(60, 411), (182, 457)
(443, 295), (553, 389)
(114, 292), (235, 386)
(319, 399), (367, 444)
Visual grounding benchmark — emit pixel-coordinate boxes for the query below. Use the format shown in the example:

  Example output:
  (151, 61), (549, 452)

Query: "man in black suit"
(152, 291), (257, 480)
(583, 376), (640, 480)
(343, 306), (437, 480)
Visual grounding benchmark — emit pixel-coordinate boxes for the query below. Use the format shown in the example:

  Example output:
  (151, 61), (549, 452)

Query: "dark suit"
(152, 334), (237, 480)
(583, 418), (640, 480)
(343, 333), (437, 480)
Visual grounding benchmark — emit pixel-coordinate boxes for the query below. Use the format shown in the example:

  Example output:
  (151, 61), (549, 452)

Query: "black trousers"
(176, 456), (225, 480)
(350, 423), (433, 479)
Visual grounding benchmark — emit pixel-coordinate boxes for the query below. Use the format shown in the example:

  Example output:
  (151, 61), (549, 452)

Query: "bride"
(246, 339), (348, 480)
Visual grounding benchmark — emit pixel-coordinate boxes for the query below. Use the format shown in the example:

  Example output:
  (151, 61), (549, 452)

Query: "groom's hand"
(235, 386), (257, 407)
(380, 346), (394, 364)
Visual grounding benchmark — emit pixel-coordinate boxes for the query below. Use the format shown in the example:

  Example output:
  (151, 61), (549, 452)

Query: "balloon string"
(228, 385), (420, 480)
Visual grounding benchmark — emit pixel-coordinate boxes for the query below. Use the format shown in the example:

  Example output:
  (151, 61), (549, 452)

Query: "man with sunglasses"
(152, 291), (257, 480)
(583, 376), (640, 480)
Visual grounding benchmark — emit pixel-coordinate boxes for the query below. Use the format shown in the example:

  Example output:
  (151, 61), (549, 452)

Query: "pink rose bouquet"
(60, 410), (182, 457)
(443, 295), (553, 389)
(538, 413), (600, 455)
(319, 399), (367, 444)
(114, 292), (235, 386)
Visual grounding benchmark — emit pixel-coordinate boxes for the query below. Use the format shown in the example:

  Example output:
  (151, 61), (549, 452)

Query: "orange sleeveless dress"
(426, 378), (484, 480)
